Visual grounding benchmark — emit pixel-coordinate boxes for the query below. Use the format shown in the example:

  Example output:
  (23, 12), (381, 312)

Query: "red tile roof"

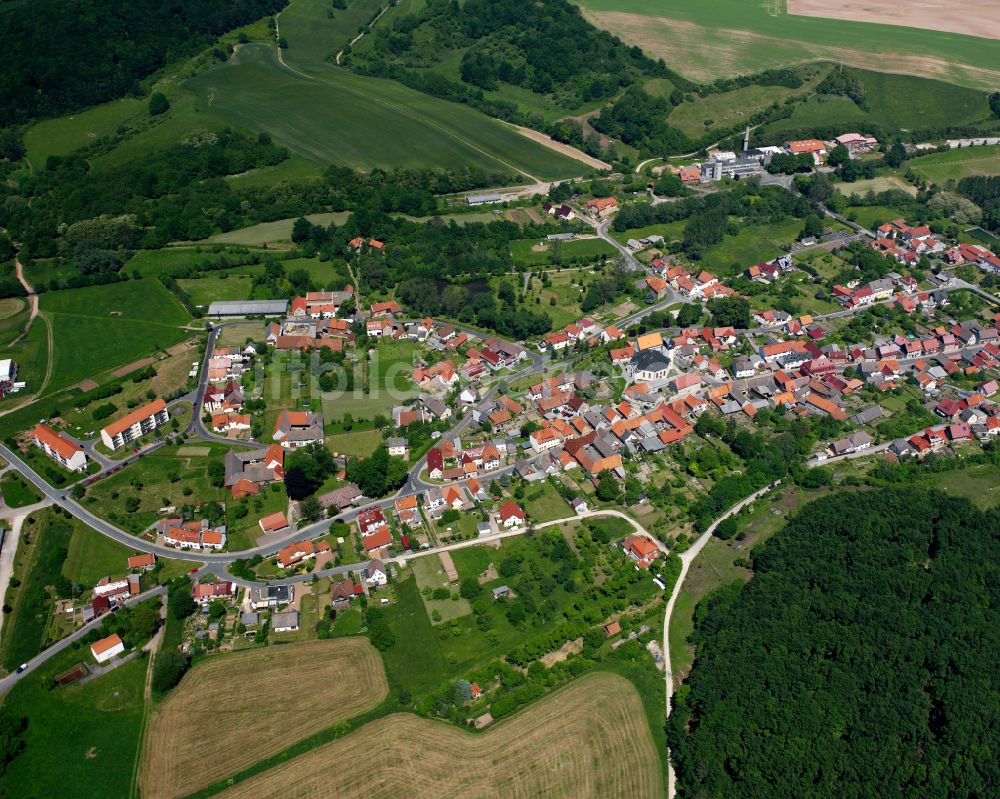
(102, 398), (165, 437)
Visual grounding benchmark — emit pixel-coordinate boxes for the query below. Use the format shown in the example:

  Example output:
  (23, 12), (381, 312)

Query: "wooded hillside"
(670, 487), (1000, 798)
(0, 0), (285, 125)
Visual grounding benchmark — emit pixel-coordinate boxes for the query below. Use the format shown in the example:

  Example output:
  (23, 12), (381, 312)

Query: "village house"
(622, 534), (660, 569)
(224, 445), (285, 493)
(499, 500), (526, 529)
(357, 506), (388, 536)
(276, 539), (321, 570)
(128, 553), (156, 571)
(364, 558), (389, 587)
(192, 581), (235, 605)
(272, 410), (324, 448)
(248, 584), (294, 610)
(582, 197), (618, 219)
(259, 512), (291, 536)
(155, 518), (228, 550)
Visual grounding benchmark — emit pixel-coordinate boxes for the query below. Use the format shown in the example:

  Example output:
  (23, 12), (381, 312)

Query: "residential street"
(0, 585), (166, 694)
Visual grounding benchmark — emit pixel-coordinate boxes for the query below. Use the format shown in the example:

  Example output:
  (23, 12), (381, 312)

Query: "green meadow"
(23, 96), (146, 166)
(40, 279), (192, 393)
(205, 212), (351, 247)
(667, 64), (829, 139)
(278, 0), (385, 68)
(909, 144), (1000, 184)
(0, 654), (147, 798)
(758, 68), (992, 139)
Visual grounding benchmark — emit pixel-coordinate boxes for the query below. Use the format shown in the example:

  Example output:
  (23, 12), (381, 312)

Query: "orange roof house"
(259, 512), (290, 534)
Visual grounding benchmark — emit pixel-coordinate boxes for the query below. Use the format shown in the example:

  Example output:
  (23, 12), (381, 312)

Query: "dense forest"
(957, 175), (1000, 231)
(347, 0), (693, 152)
(670, 487), (1000, 798)
(0, 0), (285, 125)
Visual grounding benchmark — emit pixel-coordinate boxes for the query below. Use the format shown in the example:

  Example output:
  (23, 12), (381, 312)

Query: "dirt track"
(789, 0), (1000, 42)
(511, 124), (611, 171)
(140, 638), (388, 799)
(216, 672), (663, 799)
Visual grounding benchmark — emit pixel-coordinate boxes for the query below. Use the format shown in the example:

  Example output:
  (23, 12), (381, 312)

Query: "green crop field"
(178, 274), (254, 305)
(757, 69), (991, 141)
(573, 0), (1000, 91)
(909, 145), (1000, 183)
(39, 279), (192, 393)
(0, 653), (147, 799)
(182, 43), (584, 180)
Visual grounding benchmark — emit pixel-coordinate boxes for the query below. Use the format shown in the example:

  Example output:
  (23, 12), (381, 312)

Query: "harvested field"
(510, 124), (611, 170)
(166, 340), (196, 356)
(216, 672), (663, 799)
(580, 10), (1000, 89)
(834, 175), (918, 196)
(0, 298), (25, 321)
(788, 0), (1000, 42)
(140, 638), (388, 799)
(112, 356), (155, 378)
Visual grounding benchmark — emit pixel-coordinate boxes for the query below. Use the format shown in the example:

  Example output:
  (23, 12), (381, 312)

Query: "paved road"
(0, 585), (166, 693)
(660, 481), (780, 799)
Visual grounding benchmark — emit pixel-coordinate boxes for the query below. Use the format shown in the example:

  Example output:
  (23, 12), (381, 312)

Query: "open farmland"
(788, 0), (1000, 42)
(909, 145), (1000, 183)
(215, 672), (663, 799)
(39, 279), (192, 393)
(574, 0), (1000, 90)
(140, 638), (388, 799)
(183, 44), (583, 180)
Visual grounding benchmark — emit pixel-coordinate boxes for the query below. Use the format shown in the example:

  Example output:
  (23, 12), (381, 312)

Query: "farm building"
(206, 300), (289, 317)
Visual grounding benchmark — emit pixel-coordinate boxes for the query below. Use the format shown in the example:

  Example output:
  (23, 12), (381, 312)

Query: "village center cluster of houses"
(16, 186), (1000, 670)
